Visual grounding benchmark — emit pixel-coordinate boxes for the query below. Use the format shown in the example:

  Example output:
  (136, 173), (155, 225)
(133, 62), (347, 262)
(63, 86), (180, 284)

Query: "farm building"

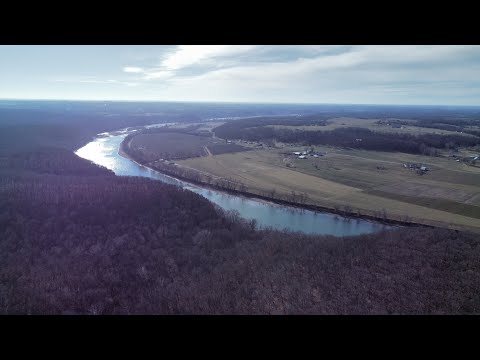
(404, 163), (428, 172)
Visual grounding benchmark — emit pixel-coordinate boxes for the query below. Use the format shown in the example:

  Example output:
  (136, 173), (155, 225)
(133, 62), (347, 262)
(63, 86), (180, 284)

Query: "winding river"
(75, 128), (391, 236)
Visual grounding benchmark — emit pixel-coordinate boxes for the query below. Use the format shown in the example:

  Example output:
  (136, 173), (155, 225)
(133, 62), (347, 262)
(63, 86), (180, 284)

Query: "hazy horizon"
(2, 98), (480, 109)
(1, 45), (480, 106)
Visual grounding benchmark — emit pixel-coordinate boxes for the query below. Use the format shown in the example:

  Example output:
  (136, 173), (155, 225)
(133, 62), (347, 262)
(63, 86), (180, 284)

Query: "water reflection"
(75, 130), (391, 236)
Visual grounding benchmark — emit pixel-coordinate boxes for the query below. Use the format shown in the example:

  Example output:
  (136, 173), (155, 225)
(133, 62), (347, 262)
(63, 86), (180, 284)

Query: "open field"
(178, 144), (480, 231)
(128, 132), (247, 160)
(268, 117), (477, 137)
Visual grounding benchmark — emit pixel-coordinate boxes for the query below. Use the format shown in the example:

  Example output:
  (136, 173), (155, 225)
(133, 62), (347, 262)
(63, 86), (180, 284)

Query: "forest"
(1, 160), (479, 314)
(1, 103), (480, 314)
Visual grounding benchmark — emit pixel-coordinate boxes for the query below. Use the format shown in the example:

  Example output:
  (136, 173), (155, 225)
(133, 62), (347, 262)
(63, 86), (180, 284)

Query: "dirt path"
(203, 146), (213, 157)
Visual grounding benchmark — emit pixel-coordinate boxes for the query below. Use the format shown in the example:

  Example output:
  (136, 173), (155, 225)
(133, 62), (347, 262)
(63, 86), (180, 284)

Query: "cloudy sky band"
(1, 45), (479, 105)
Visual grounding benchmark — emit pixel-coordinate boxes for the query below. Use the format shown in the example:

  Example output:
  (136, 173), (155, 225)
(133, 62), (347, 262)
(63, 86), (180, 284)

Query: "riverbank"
(119, 136), (442, 230)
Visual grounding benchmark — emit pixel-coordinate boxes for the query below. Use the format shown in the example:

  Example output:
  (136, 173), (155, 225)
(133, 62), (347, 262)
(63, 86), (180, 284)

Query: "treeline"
(0, 124), (93, 154)
(132, 125), (213, 138)
(147, 160), (410, 222)
(1, 168), (479, 314)
(214, 115), (328, 139)
(0, 107), (202, 131)
(147, 160), (316, 207)
(381, 118), (480, 137)
(215, 120), (480, 155)
(0, 108), (202, 156)
(116, 149), (455, 223)
(121, 142), (251, 194)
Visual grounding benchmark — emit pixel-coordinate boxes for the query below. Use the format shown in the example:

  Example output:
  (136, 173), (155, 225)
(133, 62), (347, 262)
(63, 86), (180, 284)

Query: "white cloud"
(141, 45), (480, 104)
(142, 70), (174, 81)
(52, 78), (139, 87)
(43, 46), (480, 105)
(123, 46), (260, 80)
(123, 66), (144, 73)
(160, 45), (258, 71)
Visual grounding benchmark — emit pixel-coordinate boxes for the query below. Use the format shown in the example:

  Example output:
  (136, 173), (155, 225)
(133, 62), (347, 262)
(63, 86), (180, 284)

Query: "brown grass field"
(128, 120), (480, 232)
(178, 144), (480, 232)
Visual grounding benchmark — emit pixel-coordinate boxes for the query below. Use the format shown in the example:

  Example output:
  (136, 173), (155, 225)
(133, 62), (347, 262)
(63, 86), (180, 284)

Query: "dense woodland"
(1, 165), (479, 314)
(1, 103), (480, 314)
(214, 117), (480, 155)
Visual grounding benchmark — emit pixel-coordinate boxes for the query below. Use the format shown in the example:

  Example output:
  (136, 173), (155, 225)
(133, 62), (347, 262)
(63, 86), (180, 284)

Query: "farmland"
(125, 130), (247, 162)
(121, 116), (480, 232)
(268, 117), (479, 137)
(178, 145), (480, 231)
(175, 114), (480, 233)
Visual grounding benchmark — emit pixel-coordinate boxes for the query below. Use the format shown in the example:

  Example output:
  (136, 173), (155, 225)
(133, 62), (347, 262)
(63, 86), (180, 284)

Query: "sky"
(1, 45), (480, 105)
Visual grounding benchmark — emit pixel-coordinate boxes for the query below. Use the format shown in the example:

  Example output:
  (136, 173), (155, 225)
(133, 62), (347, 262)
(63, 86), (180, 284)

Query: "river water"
(75, 130), (391, 236)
